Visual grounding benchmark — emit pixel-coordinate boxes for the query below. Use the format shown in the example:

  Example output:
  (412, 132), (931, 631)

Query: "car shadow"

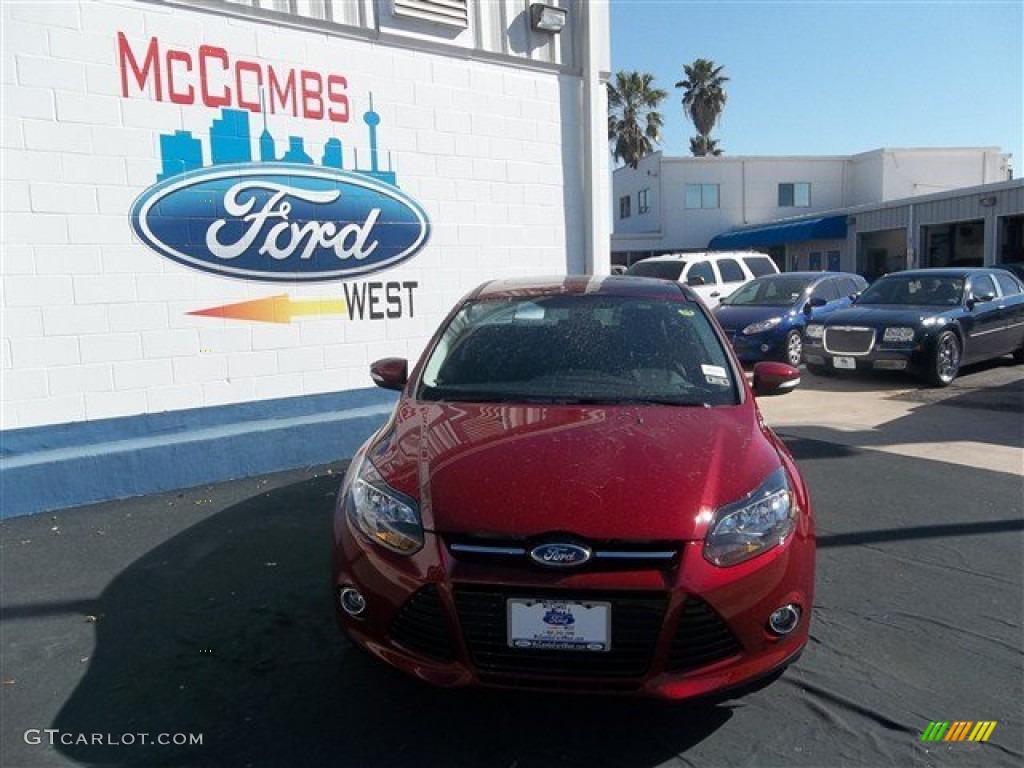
(798, 355), (1020, 396)
(51, 473), (733, 767)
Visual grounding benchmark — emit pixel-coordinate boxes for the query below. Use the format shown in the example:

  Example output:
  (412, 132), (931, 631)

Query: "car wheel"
(806, 362), (831, 376)
(784, 331), (803, 367)
(923, 330), (961, 387)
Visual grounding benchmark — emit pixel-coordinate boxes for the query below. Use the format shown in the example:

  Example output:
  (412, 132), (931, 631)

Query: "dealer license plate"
(833, 356), (856, 370)
(507, 599), (611, 652)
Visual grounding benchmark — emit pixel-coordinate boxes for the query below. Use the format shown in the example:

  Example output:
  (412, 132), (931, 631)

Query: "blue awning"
(708, 215), (847, 249)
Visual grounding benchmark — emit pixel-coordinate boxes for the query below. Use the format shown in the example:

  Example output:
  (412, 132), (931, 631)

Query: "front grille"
(446, 536), (680, 572)
(666, 597), (742, 672)
(453, 585), (667, 679)
(388, 585), (456, 661)
(823, 326), (875, 355)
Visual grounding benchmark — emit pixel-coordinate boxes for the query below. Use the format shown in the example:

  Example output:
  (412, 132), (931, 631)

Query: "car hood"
(713, 305), (797, 332)
(367, 401), (782, 542)
(820, 305), (950, 326)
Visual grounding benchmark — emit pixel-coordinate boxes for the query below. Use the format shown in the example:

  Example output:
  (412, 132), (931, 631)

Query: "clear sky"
(609, 0), (1023, 172)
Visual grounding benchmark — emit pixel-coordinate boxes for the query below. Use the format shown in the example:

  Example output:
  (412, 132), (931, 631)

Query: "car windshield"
(626, 261), (684, 280)
(857, 275), (964, 306)
(419, 295), (738, 407)
(722, 276), (812, 307)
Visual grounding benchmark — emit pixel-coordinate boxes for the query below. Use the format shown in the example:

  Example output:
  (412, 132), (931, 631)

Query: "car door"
(962, 273), (1003, 361)
(714, 257), (749, 304)
(806, 278), (843, 321)
(992, 271), (1024, 355)
(682, 261), (721, 307)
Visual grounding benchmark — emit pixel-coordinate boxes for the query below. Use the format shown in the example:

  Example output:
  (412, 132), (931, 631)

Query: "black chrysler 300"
(803, 268), (1024, 386)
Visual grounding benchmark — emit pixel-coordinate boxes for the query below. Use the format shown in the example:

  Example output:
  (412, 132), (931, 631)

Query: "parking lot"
(2, 360), (1022, 768)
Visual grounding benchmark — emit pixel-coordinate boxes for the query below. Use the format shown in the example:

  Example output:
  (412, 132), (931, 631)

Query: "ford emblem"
(529, 542), (592, 568)
(130, 164), (430, 283)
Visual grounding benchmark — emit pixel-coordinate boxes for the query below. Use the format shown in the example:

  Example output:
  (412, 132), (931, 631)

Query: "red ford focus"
(332, 276), (815, 700)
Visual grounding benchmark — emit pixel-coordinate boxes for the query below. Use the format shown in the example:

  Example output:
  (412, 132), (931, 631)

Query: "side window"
(717, 258), (745, 283)
(837, 277), (860, 296)
(968, 274), (997, 299)
(743, 256), (777, 277)
(811, 279), (840, 302)
(994, 272), (1022, 296)
(686, 261), (717, 285)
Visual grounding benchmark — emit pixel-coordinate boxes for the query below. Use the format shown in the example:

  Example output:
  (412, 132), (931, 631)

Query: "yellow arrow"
(188, 295), (347, 324)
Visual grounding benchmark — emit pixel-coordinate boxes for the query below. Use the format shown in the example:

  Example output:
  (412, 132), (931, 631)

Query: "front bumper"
(332, 507), (815, 700)
(726, 330), (789, 364)
(804, 336), (925, 372)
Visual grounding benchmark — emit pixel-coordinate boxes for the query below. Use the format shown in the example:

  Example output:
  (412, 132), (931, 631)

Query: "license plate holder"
(833, 356), (856, 370)
(506, 598), (611, 652)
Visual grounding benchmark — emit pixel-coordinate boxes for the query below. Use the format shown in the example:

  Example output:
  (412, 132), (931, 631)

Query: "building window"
(619, 195), (632, 219)
(779, 182), (811, 207)
(638, 188), (650, 215)
(685, 183), (719, 209)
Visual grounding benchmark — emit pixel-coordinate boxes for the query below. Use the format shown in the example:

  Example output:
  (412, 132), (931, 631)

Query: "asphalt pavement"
(1, 361), (1022, 768)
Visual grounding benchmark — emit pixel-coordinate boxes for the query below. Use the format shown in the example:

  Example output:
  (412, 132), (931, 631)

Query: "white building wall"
(1, 0), (606, 430)
(612, 147), (1012, 255)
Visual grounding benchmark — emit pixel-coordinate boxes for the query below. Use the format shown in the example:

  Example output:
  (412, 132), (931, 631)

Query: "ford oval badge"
(529, 542), (592, 568)
(130, 164), (430, 283)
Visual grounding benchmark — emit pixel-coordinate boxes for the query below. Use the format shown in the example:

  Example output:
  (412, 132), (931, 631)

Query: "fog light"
(768, 604), (801, 635)
(339, 587), (367, 617)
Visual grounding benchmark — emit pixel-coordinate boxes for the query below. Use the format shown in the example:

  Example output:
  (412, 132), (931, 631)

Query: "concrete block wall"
(1, 0), (584, 433)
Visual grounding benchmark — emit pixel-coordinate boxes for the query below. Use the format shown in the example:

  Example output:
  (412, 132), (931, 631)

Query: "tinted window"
(994, 272), (1022, 296)
(626, 261), (684, 280)
(686, 261), (717, 285)
(810, 279), (840, 302)
(837, 276), (862, 296)
(743, 256), (778, 277)
(717, 258), (745, 282)
(859, 275), (964, 306)
(419, 295), (737, 406)
(968, 274), (997, 300)
(723, 275), (811, 307)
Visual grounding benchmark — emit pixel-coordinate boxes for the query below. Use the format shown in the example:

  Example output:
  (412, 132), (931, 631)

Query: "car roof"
(468, 275), (695, 301)
(751, 271), (861, 281)
(637, 251), (767, 263)
(878, 268), (1002, 279)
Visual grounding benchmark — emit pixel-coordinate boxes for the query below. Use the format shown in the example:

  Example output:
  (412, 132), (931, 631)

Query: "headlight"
(883, 326), (915, 342)
(742, 316), (783, 335)
(704, 467), (796, 567)
(805, 324), (824, 339)
(346, 456), (424, 554)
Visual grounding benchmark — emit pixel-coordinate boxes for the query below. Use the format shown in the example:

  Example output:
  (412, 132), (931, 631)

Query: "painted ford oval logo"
(130, 164), (430, 283)
(529, 543), (592, 568)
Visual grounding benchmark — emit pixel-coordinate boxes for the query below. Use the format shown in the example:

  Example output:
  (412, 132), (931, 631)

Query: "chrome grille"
(823, 326), (875, 355)
(446, 536), (680, 571)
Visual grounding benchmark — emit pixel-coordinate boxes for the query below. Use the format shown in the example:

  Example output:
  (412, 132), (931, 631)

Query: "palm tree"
(689, 136), (722, 157)
(607, 71), (668, 169)
(676, 59), (729, 157)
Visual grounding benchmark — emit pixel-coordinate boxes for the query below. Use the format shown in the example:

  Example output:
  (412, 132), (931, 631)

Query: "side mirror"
(752, 361), (801, 397)
(686, 275), (706, 287)
(966, 293), (995, 310)
(370, 357), (408, 391)
(803, 297), (827, 314)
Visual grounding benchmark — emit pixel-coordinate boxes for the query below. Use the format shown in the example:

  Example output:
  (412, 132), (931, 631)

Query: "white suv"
(626, 251), (779, 308)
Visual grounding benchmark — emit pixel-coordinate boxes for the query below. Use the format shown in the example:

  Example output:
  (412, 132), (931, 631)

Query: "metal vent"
(666, 597), (742, 672)
(392, 0), (469, 28)
(388, 585), (457, 661)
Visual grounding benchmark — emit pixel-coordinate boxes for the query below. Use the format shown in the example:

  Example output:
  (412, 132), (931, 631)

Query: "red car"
(332, 276), (815, 700)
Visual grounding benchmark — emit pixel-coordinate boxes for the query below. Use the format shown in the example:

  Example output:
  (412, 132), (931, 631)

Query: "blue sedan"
(713, 272), (868, 366)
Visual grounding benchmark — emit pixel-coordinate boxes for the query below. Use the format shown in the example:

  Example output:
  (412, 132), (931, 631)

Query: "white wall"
(1, 0), (603, 430)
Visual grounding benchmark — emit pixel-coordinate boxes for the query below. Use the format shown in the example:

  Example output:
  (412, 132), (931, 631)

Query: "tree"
(689, 136), (722, 157)
(676, 58), (729, 157)
(607, 71), (668, 169)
